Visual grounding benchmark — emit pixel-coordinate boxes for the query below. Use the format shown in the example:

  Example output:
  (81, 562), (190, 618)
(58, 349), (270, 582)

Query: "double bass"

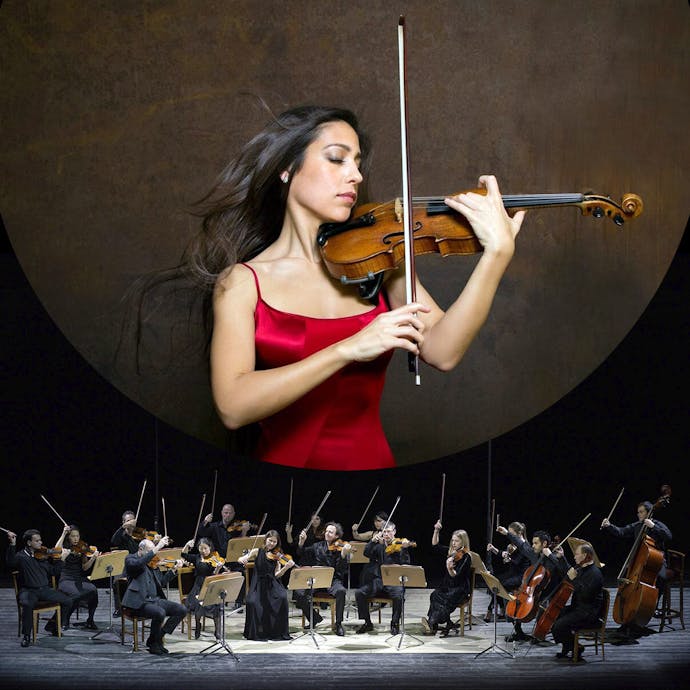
(612, 485), (671, 627)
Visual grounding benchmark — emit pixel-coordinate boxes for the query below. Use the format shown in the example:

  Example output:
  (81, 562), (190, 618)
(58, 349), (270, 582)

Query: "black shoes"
(113, 609), (121, 618)
(356, 621), (374, 634)
(84, 619), (98, 631)
(20, 635), (31, 648)
(390, 622), (400, 635)
(194, 620), (202, 639)
(44, 620), (59, 636)
(148, 643), (168, 655)
(505, 630), (529, 643)
(335, 623), (345, 636)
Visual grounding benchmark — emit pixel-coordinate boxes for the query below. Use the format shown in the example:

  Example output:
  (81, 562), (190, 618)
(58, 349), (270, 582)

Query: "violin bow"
(603, 487), (625, 525)
(161, 497), (168, 538)
(210, 469), (218, 518)
(302, 490), (331, 534)
(191, 493), (206, 545)
(558, 513), (592, 548)
(357, 486), (380, 529)
(0, 526), (14, 535)
(398, 15), (420, 386)
(287, 478), (294, 527)
(438, 473), (446, 524)
(248, 513), (268, 555)
(486, 498), (496, 573)
(40, 494), (69, 528)
(134, 479), (147, 523)
(380, 496), (402, 534)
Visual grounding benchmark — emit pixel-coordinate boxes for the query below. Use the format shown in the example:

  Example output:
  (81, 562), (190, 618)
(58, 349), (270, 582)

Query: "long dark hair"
(119, 105), (370, 373)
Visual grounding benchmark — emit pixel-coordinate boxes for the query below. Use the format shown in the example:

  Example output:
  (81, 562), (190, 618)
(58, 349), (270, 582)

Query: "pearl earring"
(280, 172), (289, 184)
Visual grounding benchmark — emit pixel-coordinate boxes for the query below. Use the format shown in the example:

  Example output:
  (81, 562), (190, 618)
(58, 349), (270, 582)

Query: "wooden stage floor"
(0, 585), (686, 690)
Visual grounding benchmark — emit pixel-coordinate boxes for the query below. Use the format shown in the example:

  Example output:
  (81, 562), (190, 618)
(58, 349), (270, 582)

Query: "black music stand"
(197, 572), (244, 660)
(288, 566), (334, 649)
(87, 550), (128, 641)
(475, 570), (515, 659)
(381, 564), (426, 650)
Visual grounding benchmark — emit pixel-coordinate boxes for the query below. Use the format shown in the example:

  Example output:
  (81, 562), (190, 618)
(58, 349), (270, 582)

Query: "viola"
(385, 538), (417, 554)
(317, 191), (643, 297)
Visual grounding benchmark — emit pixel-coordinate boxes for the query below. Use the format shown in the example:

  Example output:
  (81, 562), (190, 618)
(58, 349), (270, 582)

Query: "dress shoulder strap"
(239, 262), (262, 300)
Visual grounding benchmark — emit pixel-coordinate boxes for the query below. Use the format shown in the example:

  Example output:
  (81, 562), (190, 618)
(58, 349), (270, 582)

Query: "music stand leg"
(386, 578), (423, 650)
(474, 587), (514, 659)
(289, 579), (326, 649)
(200, 590), (240, 661)
(91, 566), (118, 641)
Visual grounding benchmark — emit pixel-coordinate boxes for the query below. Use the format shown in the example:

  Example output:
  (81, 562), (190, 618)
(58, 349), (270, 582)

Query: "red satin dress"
(243, 264), (395, 471)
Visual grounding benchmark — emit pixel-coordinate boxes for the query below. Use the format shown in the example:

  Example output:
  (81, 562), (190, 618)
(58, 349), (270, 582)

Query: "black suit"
(122, 550), (186, 644)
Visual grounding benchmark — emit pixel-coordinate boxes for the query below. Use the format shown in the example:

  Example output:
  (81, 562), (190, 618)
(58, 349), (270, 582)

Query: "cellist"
(601, 499), (672, 621)
(497, 524), (569, 642)
(552, 542), (603, 660)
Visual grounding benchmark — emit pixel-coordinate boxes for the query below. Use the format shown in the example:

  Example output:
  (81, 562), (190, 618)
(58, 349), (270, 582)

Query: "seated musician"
(295, 521), (351, 636)
(6, 529), (73, 647)
(180, 537), (223, 639)
(110, 510), (140, 617)
(55, 524), (100, 630)
(552, 542), (604, 660)
(355, 522), (410, 636)
(485, 521), (530, 622)
(421, 521), (472, 635)
(196, 503), (254, 607)
(121, 535), (186, 655)
(352, 510), (388, 542)
(601, 499), (672, 613)
(497, 524), (569, 642)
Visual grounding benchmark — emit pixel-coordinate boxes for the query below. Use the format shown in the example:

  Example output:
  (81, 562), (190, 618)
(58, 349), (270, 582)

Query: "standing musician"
(497, 524), (569, 642)
(6, 529), (73, 647)
(355, 521), (411, 636)
(296, 521), (351, 636)
(601, 499), (673, 602)
(421, 521), (472, 635)
(552, 543), (604, 660)
(180, 537), (223, 640)
(197, 503), (254, 608)
(55, 524), (100, 630)
(121, 535), (186, 655)
(484, 521), (530, 622)
(239, 529), (295, 641)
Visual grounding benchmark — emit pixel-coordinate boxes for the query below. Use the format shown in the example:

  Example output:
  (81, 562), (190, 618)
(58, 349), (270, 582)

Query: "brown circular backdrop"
(2, 1), (689, 467)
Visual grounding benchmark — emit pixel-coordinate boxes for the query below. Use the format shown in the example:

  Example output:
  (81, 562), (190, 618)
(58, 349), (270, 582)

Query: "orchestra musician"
(352, 510), (389, 587)
(355, 521), (411, 636)
(497, 524), (569, 642)
(296, 521), (351, 636)
(601, 499), (673, 613)
(239, 529), (295, 641)
(285, 513), (324, 565)
(54, 524), (100, 630)
(180, 537), (223, 639)
(110, 510), (140, 618)
(552, 542), (604, 660)
(121, 535), (186, 655)
(484, 521), (530, 622)
(421, 521), (472, 635)
(6, 529), (74, 647)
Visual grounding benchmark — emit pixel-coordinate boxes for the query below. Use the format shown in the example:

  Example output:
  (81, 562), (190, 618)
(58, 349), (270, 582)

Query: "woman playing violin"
(190, 105), (523, 470)
(421, 521), (472, 636)
(238, 529), (295, 641)
(55, 524), (101, 630)
(180, 537), (223, 639)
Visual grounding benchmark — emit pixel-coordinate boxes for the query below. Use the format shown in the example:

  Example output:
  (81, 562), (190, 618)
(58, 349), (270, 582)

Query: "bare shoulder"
(214, 263), (258, 313)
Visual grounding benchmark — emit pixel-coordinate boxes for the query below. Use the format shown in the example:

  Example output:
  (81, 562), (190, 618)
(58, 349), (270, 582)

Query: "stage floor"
(0, 585), (686, 689)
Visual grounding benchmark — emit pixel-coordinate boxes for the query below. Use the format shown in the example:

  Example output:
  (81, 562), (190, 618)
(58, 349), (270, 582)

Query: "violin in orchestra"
(385, 538), (417, 554)
(267, 548), (294, 567)
(33, 546), (63, 560)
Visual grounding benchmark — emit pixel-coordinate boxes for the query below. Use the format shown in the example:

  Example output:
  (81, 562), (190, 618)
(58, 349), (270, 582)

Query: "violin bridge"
(394, 197), (403, 223)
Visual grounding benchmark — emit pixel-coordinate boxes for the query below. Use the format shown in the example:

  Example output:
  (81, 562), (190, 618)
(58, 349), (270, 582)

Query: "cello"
(612, 485), (671, 627)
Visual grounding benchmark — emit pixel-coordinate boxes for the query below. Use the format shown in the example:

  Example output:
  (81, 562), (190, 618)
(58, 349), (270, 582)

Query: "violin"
(385, 538), (417, 554)
(327, 539), (351, 552)
(267, 549), (293, 567)
(226, 519), (256, 534)
(148, 555), (184, 570)
(451, 546), (469, 563)
(33, 546), (62, 560)
(201, 551), (227, 570)
(317, 191), (643, 297)
(131, 527), (163, 543)
(71, 540), (98, 558)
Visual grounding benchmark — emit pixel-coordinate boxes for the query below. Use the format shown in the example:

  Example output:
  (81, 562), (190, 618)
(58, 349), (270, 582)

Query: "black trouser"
(132, 599), (187, 644)
(355, 579), (404, 626)
(295, 580), (346, 625)
(552, 604), (599, 652)
(18, 587), (73, 636)
(58, 579), (98, 621)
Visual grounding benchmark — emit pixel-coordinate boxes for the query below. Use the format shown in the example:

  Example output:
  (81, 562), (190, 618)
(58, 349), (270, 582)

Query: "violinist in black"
(421, 522), (472, 635)
(286, 513), (324, 566)
(552, 542), (604, 659)
(6, 529), (73, 647)
(296, 521), (351, 636)
(121, 535), (187, 655)
(601, 500), (673, 593)
(485, 521), (530, 621)
(355, 521), (411, 636)
(180, 537), (223, 639)
(498, 525), (569, 642)
(110, 510), (139, 554)
(352, 510), (388, 587)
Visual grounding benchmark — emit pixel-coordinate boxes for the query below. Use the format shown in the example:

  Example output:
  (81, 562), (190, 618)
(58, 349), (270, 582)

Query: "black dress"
(183, 554), (221, 619)
(243, 549), (291, 641)
(426, 544), (471, 628)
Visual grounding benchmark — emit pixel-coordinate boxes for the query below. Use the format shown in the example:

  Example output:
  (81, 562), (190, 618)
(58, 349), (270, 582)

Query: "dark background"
(2, 213), (688, 587)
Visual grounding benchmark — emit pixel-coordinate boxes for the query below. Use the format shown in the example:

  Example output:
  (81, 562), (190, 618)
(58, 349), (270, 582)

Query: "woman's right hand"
(338, 302), (430, 362)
